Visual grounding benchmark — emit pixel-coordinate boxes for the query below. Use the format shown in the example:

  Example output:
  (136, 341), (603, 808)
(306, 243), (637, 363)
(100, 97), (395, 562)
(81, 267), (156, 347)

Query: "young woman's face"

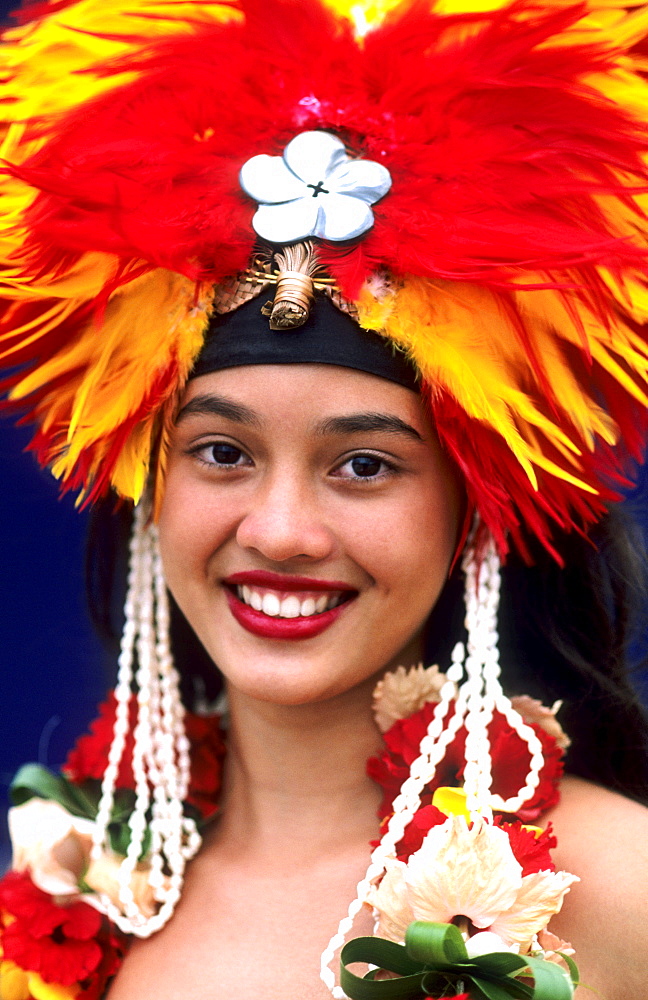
(158, 364), (463, 705)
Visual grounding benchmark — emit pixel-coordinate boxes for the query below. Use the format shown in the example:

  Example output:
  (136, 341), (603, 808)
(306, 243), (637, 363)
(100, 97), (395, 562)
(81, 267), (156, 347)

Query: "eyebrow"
(175, 394), (262, 426)
(316, 413), (423, 442)
(176, 395), (423, 443)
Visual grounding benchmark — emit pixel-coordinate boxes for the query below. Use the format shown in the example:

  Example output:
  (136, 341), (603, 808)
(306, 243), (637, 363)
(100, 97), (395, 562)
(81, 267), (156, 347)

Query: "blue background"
(0, 0), (646, 871)
(0, 2), (111, 869)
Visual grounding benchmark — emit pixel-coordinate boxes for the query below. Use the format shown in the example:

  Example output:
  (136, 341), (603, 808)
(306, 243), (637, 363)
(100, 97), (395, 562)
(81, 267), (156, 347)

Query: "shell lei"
(323, 544), (580, 1000)
(0, 675), (576, 999)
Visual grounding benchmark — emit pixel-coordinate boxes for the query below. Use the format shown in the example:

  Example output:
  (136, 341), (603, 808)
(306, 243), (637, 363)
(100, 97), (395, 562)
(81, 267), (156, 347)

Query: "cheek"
(155, 473), (230, 599)
(342, 482), (461, 635)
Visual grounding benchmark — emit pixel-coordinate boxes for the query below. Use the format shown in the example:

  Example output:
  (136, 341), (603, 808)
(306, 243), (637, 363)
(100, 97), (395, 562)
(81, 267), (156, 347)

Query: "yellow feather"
(359, 279), (542, 486)
(358, 271), (648, 499)
(2, 0), (648, 520)
(16, 269), (212, 501)
(0, 1), (240, 123)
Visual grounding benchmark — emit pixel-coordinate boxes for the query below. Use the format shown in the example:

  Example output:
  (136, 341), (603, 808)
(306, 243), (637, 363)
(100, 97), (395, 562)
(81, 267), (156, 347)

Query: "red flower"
(367, 702), (563, 824)
(64, 695), (137, 790)
(0, 871), (127, 996)
(64, 694), (226, 820)
(376, 807), (557, 872)
(496, 819), (557, 877)
(398, 805), (448, 860)
(370, 804), (448, 860)
(184, 711), (227, 819)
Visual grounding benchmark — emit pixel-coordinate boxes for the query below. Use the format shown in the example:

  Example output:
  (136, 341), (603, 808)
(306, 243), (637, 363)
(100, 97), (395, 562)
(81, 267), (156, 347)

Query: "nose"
(235, 468), (336, 563)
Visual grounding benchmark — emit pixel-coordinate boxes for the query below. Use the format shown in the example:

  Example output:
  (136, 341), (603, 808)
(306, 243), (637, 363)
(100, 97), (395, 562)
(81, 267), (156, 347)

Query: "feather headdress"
(2, 0), (648, 556)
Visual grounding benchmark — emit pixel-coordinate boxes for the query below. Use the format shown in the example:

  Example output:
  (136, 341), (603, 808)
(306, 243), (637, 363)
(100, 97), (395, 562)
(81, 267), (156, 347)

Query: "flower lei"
(0, 697), (226, 1000)
(0, 668), (578, 999)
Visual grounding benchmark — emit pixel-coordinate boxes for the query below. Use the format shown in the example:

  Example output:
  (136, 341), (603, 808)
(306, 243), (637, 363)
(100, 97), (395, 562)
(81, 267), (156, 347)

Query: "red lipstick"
(225, 570), (356, 592)
(223, 571), (357, 640)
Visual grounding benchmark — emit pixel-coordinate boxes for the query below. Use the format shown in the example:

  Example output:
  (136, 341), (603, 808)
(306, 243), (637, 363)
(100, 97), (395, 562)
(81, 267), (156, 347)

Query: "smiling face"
(157, 364), (463, 706)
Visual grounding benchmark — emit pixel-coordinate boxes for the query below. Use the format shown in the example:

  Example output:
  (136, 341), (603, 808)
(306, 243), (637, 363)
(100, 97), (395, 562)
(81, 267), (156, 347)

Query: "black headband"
(192, 294), (419, 391)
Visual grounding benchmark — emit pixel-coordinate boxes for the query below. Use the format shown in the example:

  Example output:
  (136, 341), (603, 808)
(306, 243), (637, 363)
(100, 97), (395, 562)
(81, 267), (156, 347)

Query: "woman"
(1, 1), (648, 998)
(101, 359), (648, 1000)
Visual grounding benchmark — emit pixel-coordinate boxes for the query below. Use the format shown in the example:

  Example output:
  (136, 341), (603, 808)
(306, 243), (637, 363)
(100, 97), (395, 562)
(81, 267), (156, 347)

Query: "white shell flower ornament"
(239, 130), (392, 243)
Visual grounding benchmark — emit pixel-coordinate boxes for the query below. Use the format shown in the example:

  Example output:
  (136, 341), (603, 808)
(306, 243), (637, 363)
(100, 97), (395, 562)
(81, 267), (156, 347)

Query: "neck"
(213, 675), (385, 862)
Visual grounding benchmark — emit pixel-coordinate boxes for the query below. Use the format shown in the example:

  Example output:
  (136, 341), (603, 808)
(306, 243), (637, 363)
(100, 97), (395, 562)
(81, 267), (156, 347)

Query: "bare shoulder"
(542, 776), (648, 1000)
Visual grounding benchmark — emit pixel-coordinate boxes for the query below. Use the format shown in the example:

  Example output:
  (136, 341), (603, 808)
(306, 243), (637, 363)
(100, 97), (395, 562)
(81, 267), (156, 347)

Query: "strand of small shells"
(90, 502), (201, 937)
(320, 532), (545, 997)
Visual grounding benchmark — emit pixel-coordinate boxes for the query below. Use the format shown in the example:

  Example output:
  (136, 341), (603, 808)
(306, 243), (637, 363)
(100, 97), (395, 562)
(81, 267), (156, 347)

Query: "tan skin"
(107, 365), (648, 1000)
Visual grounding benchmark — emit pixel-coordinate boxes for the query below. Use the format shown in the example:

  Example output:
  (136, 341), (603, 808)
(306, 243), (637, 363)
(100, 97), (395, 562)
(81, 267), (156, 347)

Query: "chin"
(205, 632), (386, 707)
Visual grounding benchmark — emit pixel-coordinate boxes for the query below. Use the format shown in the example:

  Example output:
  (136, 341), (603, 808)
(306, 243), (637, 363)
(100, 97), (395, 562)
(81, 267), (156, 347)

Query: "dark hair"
(86, 501), (648, 804)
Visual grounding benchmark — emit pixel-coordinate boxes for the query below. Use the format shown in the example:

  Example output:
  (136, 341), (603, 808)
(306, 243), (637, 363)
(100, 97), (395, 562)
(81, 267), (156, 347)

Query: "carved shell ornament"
(220, 130), (392, 329)
(240, 130), (392, 242)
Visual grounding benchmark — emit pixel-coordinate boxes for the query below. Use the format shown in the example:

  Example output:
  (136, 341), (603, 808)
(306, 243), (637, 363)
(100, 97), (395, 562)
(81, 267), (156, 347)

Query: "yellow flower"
(0, 959), (31, 1000)
(0, 954), (79, 999)
(431, 786), (471, 822)
(25, 973), (79, 1000)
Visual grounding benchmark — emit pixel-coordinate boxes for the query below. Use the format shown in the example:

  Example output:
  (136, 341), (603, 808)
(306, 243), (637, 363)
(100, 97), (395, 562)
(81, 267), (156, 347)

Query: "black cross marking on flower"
(307, 180), (329, 197)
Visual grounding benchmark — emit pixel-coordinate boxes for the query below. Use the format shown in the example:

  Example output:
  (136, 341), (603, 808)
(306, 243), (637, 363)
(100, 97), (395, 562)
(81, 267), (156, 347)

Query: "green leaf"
(340, 937), (428, 999)
(419, 970), (457, 996)
(10, 764), (97, 818)
(556, 953), (580, 986)
(342, 937), (424, 977)
(406, 922), (469, 968)
(110, 787), (137, 822)
(340, 965), (428, 999)
(469, 978), (521, 1000)
(473, 954), (527, 977)
(107, 820), (151, 860)
(522, 956), (575, 1000)
(340, 929), (577, 1000)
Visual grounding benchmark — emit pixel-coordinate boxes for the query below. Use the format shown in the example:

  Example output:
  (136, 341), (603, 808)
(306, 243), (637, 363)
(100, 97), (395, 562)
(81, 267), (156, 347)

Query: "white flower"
(9, 799), (94, 897)
(367, 816), (578, 953)
(366, 858), (415, 943)
(489, 869), (578, 948)
(405, 818), (523, 931)
(372, 664), (449, 733)
(84, 854), (170, 920)
(465, 931), (516, 958)
(239, 130), (391, 243)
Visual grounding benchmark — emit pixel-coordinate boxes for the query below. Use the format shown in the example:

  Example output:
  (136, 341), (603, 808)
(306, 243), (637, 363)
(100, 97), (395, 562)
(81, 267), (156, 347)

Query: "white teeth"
(280, 595), (301, 618)
(236, 584), (349, 618)
(262, 592), (281, 617)
(300, 597), (316, 617)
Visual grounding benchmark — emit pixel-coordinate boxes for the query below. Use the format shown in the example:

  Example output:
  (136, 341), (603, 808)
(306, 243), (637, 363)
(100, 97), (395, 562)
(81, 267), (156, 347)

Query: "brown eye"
(192, 440), (252, 468)
(333, 452), (396, 481)
(350, 455), (383, 477)
(210, 443), (244, 465)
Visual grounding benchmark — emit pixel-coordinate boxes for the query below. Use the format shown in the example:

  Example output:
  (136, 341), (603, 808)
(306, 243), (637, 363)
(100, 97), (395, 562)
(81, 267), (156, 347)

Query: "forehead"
(181, 363), (426, 427)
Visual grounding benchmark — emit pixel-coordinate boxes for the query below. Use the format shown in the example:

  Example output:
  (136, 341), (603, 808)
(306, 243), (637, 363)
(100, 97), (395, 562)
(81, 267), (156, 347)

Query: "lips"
(223, 570), (358, 640)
